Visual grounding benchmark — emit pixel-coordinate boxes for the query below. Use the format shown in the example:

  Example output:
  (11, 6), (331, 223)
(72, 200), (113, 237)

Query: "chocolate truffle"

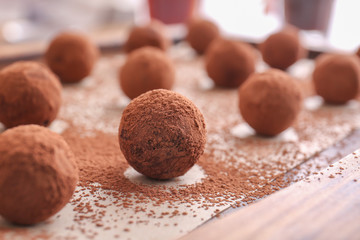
(124, 20), (170, 53)
(186, 18), (220, 55)
(0, 61), (62, 128)
(45, 32), (99, 83)
(239, 69), (302, 136)
(205, 38), (256, 88)
(119, 46), (175, 99)
(119, 89), (206, 180)
(0, 125), (78, 225)
(260, 28), (304, 70)
(312, 53), (360, 104)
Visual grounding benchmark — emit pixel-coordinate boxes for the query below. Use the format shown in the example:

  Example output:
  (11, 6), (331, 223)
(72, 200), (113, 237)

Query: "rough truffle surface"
(0, 61), (62, 128)
(45, 32), (99, 83)
(186, 18), (220, 55)
(239, 69), (302, 136)
(119, 89), (206, 180)
(124, 21), (170, 53)
(260, 28), (304, 70)
(120, 47), (175, 99)
(205, 38), (255, 88)
(313, 53), (360, 104)
(0, 125), (78, 225)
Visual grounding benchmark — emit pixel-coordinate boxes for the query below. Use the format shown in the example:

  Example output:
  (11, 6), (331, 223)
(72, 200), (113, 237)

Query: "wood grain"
(181, 151), (360, 240)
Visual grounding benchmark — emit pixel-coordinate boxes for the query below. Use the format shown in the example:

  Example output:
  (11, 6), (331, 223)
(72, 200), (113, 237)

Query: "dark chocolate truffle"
(205, 38), (256, 88)
(186, 18), (220, 55)
(0, 125), (78, 225)
(260, 28), (304, 70)
(119, 89), (206, 180)
(119, 46), (175, 99)
(0, 61), (62, 128)
(124, 20), (170, 53)
(312, 53), (360, 104)
(239, 69), (302, 136)
(45, 32), (99, 83)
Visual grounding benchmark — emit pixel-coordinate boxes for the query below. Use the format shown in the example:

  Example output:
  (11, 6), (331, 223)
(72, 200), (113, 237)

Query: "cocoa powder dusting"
(1, 44), (360, 239)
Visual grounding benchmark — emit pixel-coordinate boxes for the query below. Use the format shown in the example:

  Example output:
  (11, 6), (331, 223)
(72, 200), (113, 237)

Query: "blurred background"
(0, 0), (359, 54)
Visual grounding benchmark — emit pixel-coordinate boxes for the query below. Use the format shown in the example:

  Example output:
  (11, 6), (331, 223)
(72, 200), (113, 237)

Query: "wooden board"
(181, 151), (360, 240)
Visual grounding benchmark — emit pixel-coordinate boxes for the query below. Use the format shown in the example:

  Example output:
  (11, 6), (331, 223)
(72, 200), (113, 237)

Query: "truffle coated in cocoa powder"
(124, 20), (170, 53)
(239, 69), (302, 136)
(0, 125), (79, 225)
(45, 32), (99, 83)
(186, 18), (220, 55)
(205, 38), (256, 88)
(119, 46), (175, 99)
(260, 28), (305, 70)
(0, 61), (62, 128)
(118, 89), (206, 180)
(313, 53), (360, 104)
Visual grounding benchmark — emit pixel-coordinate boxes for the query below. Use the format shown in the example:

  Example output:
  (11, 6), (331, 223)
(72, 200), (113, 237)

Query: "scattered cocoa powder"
(2, 44), (360, 239)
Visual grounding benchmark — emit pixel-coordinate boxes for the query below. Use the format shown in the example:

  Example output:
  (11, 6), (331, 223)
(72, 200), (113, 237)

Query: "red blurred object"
(284, 0), (334, 34)
(148, 0), (197, 24)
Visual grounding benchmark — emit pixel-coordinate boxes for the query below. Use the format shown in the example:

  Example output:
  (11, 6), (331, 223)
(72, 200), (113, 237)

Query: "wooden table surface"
(181, 149), (360, 240)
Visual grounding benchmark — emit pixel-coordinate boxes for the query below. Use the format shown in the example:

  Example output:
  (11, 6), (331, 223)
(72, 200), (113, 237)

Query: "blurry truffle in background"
(186, 18), (220, 55)
(124, 20), (170, 53)
(45, 32), (99, 83)
(356, 47), (360, 58)
(239, 69), (303, 136)
(205, 38), (255, 88)
(119, 46), (175, 99)
(260, 27), (305, 70)
(313, 53), (360, 104)
(0, 61), (62, 128)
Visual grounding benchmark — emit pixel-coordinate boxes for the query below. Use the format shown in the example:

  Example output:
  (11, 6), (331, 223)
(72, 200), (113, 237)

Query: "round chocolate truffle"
(239, 69), (302, 136)
(0, 125), (78, 225)
(186, 18), (220, 55)
(205, 38), (256, 88)
(260, 28), (304, 70)
(124, 20), (170, 53)
(0, 61), (62, 128)
(356, 47), (360, 58)
(45, 32), (99, 83)
(119, 46), (175, 99)
(119, 89), (206, 180)
(312, 53), (360, 104)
